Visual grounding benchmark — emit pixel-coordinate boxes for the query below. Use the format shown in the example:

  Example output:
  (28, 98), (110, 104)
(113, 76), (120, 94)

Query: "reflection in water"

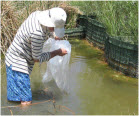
(1, 39), (138, 115)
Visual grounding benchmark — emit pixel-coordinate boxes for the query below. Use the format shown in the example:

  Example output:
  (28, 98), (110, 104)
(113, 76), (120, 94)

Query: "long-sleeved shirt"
(5, 11), (54, 75)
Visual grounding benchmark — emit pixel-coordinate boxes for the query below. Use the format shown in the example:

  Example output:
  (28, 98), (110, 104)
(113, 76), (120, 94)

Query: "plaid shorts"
(6, 65), (32, 101)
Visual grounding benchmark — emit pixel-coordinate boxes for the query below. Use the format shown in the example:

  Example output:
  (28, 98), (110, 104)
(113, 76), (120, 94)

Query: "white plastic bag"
(42, 38), (71, 92)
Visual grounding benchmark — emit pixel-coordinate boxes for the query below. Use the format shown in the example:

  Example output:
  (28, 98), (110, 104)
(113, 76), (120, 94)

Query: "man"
(5, 7), (67, 105)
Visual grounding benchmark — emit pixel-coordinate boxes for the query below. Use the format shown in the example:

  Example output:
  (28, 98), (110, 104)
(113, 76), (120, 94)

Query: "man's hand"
(55, 36), (61, 40)
(57, 48), (67, 56)
(50, 48), (67, 58)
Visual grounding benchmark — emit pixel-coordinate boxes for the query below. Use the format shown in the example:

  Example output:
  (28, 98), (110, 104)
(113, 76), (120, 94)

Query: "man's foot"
(21, 101), (32, 106)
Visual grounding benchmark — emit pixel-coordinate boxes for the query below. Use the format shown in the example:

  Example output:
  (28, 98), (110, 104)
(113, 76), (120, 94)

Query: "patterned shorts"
(6, 65), (32, 101)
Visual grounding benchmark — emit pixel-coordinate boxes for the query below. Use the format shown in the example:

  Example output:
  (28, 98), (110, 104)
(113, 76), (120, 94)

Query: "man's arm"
(34, 48), (67, 62)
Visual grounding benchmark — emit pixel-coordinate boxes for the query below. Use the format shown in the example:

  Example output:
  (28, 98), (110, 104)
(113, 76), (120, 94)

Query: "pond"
(1, 39), (138, 115)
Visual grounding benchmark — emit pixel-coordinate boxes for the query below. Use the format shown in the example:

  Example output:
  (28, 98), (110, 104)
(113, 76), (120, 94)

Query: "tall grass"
(69, 1), (138, 43)
(1, 1), (81, 55)
(1, 1), (19, 56)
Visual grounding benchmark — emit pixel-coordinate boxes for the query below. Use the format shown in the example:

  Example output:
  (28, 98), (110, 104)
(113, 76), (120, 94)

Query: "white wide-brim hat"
(38, 7), (67, 38)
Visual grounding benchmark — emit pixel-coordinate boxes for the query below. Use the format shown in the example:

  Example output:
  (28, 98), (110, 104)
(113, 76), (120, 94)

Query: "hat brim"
(54, 27), (65, 38)
(38, 10), (55, 27)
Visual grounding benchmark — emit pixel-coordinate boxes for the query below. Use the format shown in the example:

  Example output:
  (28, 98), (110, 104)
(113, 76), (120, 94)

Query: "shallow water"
(1, 39), (138, 115)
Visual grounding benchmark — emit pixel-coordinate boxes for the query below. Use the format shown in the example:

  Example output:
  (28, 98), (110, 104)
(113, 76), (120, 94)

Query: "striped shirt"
(5, 11), (54, 75)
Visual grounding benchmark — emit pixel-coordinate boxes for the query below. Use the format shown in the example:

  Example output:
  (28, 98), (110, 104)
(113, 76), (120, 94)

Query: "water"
(1, 39), (138, 115)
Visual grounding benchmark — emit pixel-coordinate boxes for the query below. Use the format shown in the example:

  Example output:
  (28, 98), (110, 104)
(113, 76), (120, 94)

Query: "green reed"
(69, 1), (138, 43)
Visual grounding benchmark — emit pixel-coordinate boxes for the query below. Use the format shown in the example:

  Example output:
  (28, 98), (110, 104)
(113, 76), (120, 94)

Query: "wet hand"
(55, 36), (61, 40)
(57, 48), (67, 56)
(50, 48), (67, 59)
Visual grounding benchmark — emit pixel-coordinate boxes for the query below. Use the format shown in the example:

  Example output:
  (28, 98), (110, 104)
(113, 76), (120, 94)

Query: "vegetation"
(69, 1), (138, 43)
(1, 1), (138, 56)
